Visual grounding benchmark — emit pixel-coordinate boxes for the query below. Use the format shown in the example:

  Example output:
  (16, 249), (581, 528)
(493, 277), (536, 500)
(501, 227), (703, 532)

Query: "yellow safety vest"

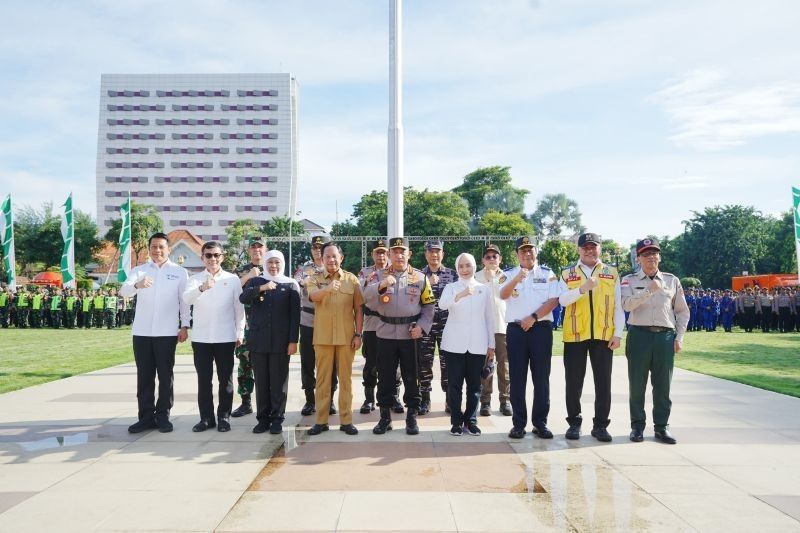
(561, 263), (618, 342)
(93, 296), (104, 309)
(32, 294), (43, 310)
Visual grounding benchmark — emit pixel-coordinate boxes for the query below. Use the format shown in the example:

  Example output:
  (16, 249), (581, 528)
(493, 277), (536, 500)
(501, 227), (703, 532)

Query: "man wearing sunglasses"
(184, 242), (246, 432)
(621, 238), (690, 444)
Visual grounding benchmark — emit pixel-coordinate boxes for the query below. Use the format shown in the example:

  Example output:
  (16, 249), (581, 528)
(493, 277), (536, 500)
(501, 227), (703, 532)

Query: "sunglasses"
(204, 252), (224, 259)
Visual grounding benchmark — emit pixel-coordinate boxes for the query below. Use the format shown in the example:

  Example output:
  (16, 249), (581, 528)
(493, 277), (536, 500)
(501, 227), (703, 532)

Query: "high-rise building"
(96, 73), (299, 241)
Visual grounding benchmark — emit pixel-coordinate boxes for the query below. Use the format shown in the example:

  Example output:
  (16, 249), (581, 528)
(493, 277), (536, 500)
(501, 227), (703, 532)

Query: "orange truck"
(731, 274), (799, 291)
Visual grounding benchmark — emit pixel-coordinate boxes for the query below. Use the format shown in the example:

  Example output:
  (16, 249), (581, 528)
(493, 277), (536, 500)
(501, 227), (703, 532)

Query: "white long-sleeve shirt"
(119, 260), (190, 337)
(183, 269), (245, 343)
(438, 281), (495, 355)
(557, 260), (625, 339)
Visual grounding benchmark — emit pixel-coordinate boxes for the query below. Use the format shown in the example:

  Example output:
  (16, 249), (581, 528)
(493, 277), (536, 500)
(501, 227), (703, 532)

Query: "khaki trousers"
(314, 345), (355, 425)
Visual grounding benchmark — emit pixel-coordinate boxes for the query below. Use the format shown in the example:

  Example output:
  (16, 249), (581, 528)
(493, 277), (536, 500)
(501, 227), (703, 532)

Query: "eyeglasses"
(640, 251), (659, 258)
(484, 254), (499, 259)
(204, 253), (224, 259)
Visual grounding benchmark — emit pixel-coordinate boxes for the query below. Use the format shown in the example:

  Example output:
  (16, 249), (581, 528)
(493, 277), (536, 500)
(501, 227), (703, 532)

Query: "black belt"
(509, 320), (552, 329)
(362, 305), (379, 317)
(302, 306), (315, 315)
(379, 313), (421, 325)
(631, 325), (673, 333)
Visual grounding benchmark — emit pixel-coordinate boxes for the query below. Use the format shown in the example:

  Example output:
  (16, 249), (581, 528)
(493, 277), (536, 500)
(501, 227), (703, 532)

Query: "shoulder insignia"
(498, 274), (507, 284)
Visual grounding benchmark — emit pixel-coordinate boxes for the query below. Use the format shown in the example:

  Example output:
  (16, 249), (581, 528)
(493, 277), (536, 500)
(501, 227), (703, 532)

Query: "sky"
(0, 0), (798, 246)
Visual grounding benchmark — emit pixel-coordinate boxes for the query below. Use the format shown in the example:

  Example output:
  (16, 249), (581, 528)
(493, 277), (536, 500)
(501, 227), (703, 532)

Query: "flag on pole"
(118, 197), (132, 283)
(0, 195), (16, 292)
(793, 186), (800, 283)
(60, 193), (76, 289)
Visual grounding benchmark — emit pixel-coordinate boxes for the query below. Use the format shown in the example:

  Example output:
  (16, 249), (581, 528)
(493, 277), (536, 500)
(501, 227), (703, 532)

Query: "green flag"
(118, 197), (132, 283)
(793, 187), (800, 282)
(60, 193), (76, 288)
(0, 195), (16, 291)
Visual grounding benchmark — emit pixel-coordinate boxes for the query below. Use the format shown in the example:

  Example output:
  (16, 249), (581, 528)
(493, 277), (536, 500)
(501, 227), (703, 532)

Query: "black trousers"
(300, 325), (337, 402)
(564, 339), (613, 429)
(444, 351), (483, 426)
(507, 322), (553, 430)
(192, 341), (235, 421)
(252, 351), (290, 424)
(363, 330), (402, 394)
(132, 335), (177, 421)
(760, 306), (772, 331)
(742, 307), (755, 331)
(778, 308), (792, 332)
(376, 338), (421, 410)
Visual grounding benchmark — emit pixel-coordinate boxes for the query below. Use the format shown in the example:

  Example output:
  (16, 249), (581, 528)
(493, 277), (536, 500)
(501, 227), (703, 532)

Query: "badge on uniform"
(499, 274), (507, 284)
(512, 289), (519, 298)
(381, 294), (391, 304)
(304, 267), (314, 276)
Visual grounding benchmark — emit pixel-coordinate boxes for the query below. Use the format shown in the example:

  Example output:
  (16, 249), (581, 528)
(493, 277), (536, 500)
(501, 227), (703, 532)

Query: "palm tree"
(529, 193), (585, 239)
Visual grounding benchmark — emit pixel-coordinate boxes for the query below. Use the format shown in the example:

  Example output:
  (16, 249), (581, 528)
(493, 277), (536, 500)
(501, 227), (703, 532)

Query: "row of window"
(106, 118), (279, 126)
(105, 191), (279, 198)
(104, 176), (278, 183)
(107, 104), (278, 112)
(104, 205), (229, 212)
(105, 162), (277, 169)
(105, 132), (279, 140)
(105, 147), (279, 155)
(107, 90), (278, 97)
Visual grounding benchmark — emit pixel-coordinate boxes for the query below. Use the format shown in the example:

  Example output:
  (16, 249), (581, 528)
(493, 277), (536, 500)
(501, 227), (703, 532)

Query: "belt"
(508, 320), (552, 329)
(302, 306), (315, 315)
(631, 325), (673, 333)
(362, 305), (379, 317)
(379, 313), (421, 325)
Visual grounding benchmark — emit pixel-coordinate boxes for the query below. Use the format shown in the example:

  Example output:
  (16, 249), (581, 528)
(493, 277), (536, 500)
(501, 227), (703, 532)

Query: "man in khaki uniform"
(757, 288), (773, 332)
(306, 243), (364, 436)
(773, 288), (795, 333)
(621, 238), (690, 445)
(737, 287), (757, 332)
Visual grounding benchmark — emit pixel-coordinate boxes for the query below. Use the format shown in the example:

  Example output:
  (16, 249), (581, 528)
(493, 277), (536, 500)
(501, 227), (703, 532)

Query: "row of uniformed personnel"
(0, 286), (133, 329)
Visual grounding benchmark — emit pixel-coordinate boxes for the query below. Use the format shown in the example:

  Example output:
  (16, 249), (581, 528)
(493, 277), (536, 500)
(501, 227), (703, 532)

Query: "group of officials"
(0, 286), (133, 329)
(120, 230), (688, 445)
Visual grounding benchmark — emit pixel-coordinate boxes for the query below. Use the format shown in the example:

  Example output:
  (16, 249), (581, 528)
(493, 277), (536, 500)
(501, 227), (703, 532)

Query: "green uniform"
(93, 295), (105, 329)
(31, 294), (44, 328)
(104, 296), (117, 329)
(16, 293), (30, 328)
(50, 295), (63, 329)
(81, 296), (93, 328)
(0, 292), (8, 328)
(65, 296), (78, 329)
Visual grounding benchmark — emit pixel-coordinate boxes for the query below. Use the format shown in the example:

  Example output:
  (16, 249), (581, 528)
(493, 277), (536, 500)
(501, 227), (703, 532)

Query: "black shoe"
(500, 402), (513, 416)
(231, 402), (253, 418)
(418, 399), (430, 416)
(301, 402), (316, 416)
(373, 409), (393, 434)
(192, 419), (216, 432)
(217, 419), (231, 432)
(253, 422), (269, 434)
(307, 423), (329, 436)
(479, 403), (491, 417)
(339, 424), (359, 435)
(463, 422), (481, 436)
(629, 428), (644, 442)
(128, 419), (158, 434)
(329, 404), (337, 415)
(359, 399), (375, 414)
(445, 403), (451, 414)
(405, 409), (419, 435)
(269, 421), (283, 434)
(565, 425), (581, 440)
(591, 428), (612, 442)
(450, 425), (463, 436)
(155, 415), (173, 433)
(392, 397), (405, 414)
(533, 426), (553, 439)
(508, 427), (526, 439)
(654, 429), (677, 444)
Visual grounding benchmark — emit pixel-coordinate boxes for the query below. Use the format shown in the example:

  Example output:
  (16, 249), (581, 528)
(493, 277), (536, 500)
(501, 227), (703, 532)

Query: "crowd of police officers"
(682, 286), (800, 334)
(0, 285), (134, 329)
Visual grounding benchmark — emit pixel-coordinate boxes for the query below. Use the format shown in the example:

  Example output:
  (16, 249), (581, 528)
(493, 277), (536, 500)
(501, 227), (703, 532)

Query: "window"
(236, 90), (278, 97)
(236, 147), (277, 154)
(171, 133), (213, 140)
(220, 162), (277, 169)
(156, 90), (230, 97)
(237, 118), (278, 126)
(235, 176), (278, 183)
(220, 132), (278, 140)
(108, 90), (150, 97)
(107, 119), (150, 126)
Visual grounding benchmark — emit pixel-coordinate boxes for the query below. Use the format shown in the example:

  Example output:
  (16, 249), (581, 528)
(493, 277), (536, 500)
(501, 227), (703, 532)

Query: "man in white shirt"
(557, 233), (625, 442)
(120, 232), (190, 433)
(500, 237), (560, 440)
(183, 241), (246, 433)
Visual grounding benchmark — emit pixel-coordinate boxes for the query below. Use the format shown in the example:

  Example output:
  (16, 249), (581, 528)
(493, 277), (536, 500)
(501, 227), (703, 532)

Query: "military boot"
(301, 390), (316, 416)
(373, 408), (393, 434)
(418, 391), (431, 415)
(405, 408), (420, 435)
(360, 387), (375, 414)
(232, 394), (253, 417)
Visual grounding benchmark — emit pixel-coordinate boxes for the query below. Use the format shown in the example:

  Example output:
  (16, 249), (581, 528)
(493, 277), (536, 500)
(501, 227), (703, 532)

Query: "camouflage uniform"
(104, 294), (118, 328)
(234, 262), (258, 399)
(49, 292), (64, 329)
(419, 263), (456, 397)
(64, 292), (78, 329)
(0, 289), (9, 328)
(16, 291), (30, 328)
(93, 292), (105, 329)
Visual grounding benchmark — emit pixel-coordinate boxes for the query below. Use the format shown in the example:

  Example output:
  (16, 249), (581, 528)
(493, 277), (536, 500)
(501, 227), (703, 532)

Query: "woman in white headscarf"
(439, 252), (496, 436)
(240, 250), (301, 435)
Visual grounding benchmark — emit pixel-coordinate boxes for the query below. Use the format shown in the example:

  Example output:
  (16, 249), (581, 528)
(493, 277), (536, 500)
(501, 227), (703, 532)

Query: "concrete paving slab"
(216, 491), (345, 532)
(337, 491), (457, 531)
(654, 493), (800, 532)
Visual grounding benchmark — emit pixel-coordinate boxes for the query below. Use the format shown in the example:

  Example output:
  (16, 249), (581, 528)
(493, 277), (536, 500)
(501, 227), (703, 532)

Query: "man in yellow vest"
(0, 286), (9, 328)
(65, 289), (78, 329)
(93, 290), (105, 329)
(16, 288), (30, 328)
(81, 289), (93, 328)
(31, 288), (45, 328)
(557, 233), (625, 442)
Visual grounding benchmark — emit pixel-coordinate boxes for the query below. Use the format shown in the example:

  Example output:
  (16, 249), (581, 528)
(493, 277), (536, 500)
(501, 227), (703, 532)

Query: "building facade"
(96, 73), (299, 241)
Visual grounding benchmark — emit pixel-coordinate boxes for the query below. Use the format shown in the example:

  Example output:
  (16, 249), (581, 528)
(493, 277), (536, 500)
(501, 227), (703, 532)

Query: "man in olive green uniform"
(80, 290), (93, 328)
(16, 288), (30, 328)
(621, 238), (689, 445)
(31, 289), (45, 328)
(49, 290), (64, 329)
(93, 290), (105, 329)
(104, 288), (118, 329)
(0, 287), (10, 328)
(64, 289), (78, 329)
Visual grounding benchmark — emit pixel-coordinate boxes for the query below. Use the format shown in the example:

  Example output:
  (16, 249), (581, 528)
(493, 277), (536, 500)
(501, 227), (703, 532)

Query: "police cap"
(635, 238), (661, 255)
(578, 232), (601, 247)
(372, 238), (388, 252)
(388, 237), (409, 250)
(310, 235), (332, 248)
(515, 236), (536, 251)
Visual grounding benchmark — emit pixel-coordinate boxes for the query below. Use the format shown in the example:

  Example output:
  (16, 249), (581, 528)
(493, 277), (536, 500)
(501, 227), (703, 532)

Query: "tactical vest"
(104, 296), (117, 310)
(32, 294), (43, 310)
(82, 297), (92, 312)
(50, 296), (61, 310)
(561, 263), (618, 342)
(93, 296), (104, 309)
(0, 293), (7, 307)
(17, 294), (29, 307)
(66, 296), (77, 311)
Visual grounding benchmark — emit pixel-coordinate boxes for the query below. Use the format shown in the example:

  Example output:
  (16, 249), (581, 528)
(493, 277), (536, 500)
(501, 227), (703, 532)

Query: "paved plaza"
(0, 352), (798, 532)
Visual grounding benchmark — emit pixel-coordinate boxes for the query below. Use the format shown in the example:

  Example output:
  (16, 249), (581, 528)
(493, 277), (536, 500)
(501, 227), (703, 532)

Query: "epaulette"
(503, 266), (515, 273)
(540, 265), (552, 272)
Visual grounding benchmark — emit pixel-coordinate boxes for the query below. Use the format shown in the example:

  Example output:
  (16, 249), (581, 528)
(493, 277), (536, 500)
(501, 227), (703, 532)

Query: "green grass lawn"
(1, 327), (798, 397)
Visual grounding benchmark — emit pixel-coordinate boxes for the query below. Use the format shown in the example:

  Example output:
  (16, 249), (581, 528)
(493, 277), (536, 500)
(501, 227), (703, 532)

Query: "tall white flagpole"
(387, 0), (404, 238)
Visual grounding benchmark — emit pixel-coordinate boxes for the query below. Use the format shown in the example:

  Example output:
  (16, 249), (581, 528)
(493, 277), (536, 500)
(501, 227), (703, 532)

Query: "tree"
(601, 239), (633, 275)
(104, 202), (163, 266)
(680, 206), (769, 287)
(477, 210), (534, 266)
(529, 193), (585, 239)
(758, 211), (796, 274)
(538, 239), (578, 273)
(222, 219), (261, 271)
(261, 215), (308, 275)
(452, 166), (529, 219)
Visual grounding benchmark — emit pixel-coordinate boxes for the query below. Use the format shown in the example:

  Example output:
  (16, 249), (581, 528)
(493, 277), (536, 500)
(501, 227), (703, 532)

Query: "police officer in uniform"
(93, 289), (105, 329)
(757, 288), (773, 332)
(294, 235), (337, 416)
(80, 289), (93, 328)
(621, 238), (690, 444)
(719, 290), (736, 332)
(231, 235), (266, 418)
(418, 239), (456, 414)
(0, 286), (10, 328)
(16, 287), (30, 328)
(685, 289), (697, 331)
(774, 288), (795, 333)
(364, 237), (436, 435)
(104, 288), (119, 329)
(500, 237), (560, 439)
(558, 233), (624, 442)
(49, 289), (64, 329)
(737, 288), (757, 332)
(357, 238), (404, 414)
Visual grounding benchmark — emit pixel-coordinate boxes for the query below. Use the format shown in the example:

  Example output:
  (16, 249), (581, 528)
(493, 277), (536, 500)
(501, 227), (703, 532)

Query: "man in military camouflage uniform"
(93, 289), (105, 329)
(231, 235), (266, 418)
(80, 289), (92, 328)
(31, 288), (45, 328)
(418, 239), (456, 415)
(49, 289), (64, 329)
(104, 288), (118, 329)
(64, 289), (78, 329)
(0, 286), (10, 328)
(357, 238), (404, 414)
(15, 287), (30, 328)
(294, 235), (337, 416)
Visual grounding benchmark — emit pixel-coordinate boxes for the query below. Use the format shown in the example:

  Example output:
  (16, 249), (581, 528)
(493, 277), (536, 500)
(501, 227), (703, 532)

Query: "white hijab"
(455, 252), (479, 288)
(263, 250), (299, 289)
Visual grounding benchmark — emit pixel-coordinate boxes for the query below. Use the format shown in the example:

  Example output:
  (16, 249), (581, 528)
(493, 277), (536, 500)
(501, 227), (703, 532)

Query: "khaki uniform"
(737, 293), (757, 332)
(475, 268), (510, 406)
(773, 294), (795, 333)
(757, 294), (773, 332)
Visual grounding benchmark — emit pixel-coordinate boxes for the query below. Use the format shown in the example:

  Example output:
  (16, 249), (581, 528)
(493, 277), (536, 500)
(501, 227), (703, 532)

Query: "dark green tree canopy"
(530, 193), (585, 239)
(452, 166), (529, 219)
(104, 201), (163, 265)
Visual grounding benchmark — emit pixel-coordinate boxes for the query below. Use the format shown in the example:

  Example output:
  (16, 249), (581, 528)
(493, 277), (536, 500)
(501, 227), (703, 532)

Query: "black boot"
(360, 387), (375, 414)
(418, 391), (431, 415)
(373, 408), (393, 434)
(405, 408), (419, 435)
(392, 395), (405, 414)
(232, 394), (253, 417)
(301, 390), (316, 416)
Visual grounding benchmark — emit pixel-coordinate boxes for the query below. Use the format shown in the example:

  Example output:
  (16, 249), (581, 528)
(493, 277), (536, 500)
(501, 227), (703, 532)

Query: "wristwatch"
(531, 313), (539, 322)
(353, 332), (362, 338)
